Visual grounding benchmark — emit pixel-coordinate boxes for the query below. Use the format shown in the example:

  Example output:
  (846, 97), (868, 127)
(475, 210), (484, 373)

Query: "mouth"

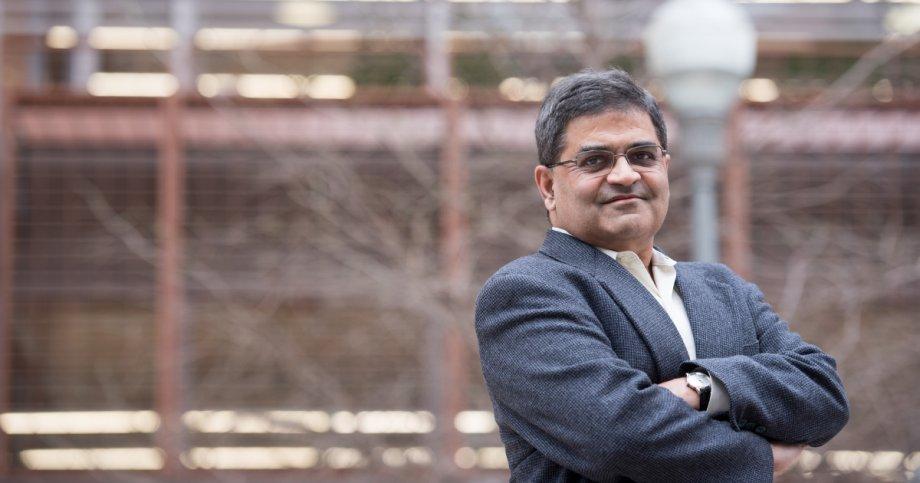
(604, 195), (641, 204)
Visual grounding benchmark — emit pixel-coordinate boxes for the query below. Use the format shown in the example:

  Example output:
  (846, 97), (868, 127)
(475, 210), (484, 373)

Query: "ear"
(534, 164), (556, 212)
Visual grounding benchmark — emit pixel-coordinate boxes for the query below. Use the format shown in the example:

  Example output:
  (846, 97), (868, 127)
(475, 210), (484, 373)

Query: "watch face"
(686, 373), (712, 411)
(687, 373), (710, 390)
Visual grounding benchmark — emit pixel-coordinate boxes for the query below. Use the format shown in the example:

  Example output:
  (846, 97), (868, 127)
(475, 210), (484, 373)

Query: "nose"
(605, 155), (641, 186)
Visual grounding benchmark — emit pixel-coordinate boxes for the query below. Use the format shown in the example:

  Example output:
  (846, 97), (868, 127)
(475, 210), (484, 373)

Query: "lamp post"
(644, 0), (756, 263)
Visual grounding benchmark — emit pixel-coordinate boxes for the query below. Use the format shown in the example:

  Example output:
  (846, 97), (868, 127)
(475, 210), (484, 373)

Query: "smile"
(605, 195), (641, 203)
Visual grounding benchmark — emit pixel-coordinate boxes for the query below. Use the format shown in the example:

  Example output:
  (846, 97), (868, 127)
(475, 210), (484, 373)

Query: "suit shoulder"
(476, 252), (592, 305)
(483, 252), (584, 286)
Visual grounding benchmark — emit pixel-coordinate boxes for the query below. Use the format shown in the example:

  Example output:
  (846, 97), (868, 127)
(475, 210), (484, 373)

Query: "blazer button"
(755, 426), (766, 434)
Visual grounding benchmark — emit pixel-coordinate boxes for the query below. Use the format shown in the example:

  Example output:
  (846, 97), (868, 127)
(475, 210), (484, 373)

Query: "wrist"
(684, 384), (701, 410)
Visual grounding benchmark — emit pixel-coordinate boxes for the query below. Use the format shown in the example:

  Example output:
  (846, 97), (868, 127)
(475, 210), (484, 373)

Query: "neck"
(636, 246), (654, 270)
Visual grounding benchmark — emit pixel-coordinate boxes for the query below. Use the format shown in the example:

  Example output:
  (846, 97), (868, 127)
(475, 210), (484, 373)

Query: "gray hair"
(535, 68), (668, 166)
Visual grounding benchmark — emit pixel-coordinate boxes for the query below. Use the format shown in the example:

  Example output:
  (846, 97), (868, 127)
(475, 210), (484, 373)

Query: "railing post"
(426, 0), (470, 477)
(723, 107), (752, 278)
(0, 32), (16, 475)
(155, 92), (186, 474)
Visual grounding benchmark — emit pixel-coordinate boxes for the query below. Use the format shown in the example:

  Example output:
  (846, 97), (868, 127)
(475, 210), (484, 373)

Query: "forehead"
(562, 109), (657, 153)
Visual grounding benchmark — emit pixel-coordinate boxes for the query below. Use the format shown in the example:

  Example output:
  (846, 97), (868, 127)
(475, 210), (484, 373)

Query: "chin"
(602, 214), (645, 233)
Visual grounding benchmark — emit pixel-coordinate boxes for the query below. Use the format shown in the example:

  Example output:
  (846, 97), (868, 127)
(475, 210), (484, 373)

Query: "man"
(474, 69), (848, 482)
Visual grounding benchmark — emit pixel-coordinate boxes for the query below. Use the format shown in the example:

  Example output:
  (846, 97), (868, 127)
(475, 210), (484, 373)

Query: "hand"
(657, 377), (700, 410)
(771, 443), (805, 475)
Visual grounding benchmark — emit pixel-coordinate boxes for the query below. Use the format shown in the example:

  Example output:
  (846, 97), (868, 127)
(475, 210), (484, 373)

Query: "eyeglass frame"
(545, 143), (669, 175)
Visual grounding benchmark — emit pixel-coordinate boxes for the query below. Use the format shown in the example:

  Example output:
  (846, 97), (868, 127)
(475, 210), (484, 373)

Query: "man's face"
(535, 108), (670, 251)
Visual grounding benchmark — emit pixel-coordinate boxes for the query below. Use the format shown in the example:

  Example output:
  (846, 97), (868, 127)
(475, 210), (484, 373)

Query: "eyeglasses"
(547, 144), (667, 177)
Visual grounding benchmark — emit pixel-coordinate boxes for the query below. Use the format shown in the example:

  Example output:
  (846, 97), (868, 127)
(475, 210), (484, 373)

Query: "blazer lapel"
(539, 230), (690, 382)
(674, 265), (748, 359)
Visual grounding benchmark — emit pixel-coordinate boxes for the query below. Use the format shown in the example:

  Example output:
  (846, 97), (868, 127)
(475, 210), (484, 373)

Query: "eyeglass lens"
(574, 146), (663, 175)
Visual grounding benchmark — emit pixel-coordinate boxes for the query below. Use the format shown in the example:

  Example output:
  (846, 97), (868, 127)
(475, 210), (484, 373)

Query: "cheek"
(653, 181), (670, 219)
(559, 180), (595, 206)
(574, 178), (603, 201)
(552, 184), (577, 216)
(648, 175), (669, 201)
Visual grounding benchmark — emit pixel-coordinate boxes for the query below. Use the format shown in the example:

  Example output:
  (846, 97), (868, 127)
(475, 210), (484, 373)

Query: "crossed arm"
(657, 377), (807, 475)
(475, 270), (848, 482)
(672, 269), (849, 444)
(663, 270), (849, 474)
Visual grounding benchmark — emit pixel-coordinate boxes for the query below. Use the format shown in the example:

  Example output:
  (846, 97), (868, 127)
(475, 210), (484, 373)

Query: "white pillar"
(71, 0), (99, 91)
(424, 0), (449, 96)
(26, 0), (49, 88)
(171, 0), (197, 93)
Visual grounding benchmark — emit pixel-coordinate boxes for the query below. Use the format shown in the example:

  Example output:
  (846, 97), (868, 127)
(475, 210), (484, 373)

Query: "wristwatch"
(685, 371), (712, 411)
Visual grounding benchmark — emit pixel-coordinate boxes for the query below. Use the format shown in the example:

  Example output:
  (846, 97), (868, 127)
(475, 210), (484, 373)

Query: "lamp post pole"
(683, 115), (728, 263)
(645, 0), (756, 263)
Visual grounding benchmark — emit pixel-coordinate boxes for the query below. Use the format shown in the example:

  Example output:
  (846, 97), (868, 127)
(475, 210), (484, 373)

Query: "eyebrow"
(576, 140), (659, 154)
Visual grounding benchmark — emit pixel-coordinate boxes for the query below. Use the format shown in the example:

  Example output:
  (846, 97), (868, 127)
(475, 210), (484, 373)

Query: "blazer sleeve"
(679, 268), (850, 446)
(476, 273), (774, 482)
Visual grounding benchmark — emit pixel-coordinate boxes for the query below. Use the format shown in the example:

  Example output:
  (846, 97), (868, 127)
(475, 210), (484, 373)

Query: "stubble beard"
(594, 201), (664, 250)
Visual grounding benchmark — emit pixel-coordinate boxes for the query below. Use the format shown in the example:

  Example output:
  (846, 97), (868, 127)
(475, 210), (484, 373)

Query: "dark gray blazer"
(475, 230), (849, 482)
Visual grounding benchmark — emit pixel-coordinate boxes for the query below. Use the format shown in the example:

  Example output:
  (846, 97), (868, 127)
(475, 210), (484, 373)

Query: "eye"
(576, 152), (612, 172)
(628, 148), (659, 166)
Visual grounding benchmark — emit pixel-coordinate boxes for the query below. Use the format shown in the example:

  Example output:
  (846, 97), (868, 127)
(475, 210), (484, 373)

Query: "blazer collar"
(538, 229), (690, 381)
(538, 228), (603, 276)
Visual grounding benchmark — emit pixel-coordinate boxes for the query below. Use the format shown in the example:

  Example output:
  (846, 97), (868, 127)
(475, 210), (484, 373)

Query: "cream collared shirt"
(551, 227), (728, 415)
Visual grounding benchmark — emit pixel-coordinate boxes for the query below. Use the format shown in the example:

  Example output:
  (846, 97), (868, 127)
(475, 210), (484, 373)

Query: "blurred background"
(0, 0), (917, 481)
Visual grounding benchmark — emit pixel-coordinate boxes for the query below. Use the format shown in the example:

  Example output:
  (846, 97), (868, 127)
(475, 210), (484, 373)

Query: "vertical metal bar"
(155, 1), (194, 473)
(155, 93), (186, 474)
(439, 96), (470, 476)
(426, 0), (469, 476)
(722, 107), (751, 278)
(424, 2), (449, 476)
(0, 7), (15, 470)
